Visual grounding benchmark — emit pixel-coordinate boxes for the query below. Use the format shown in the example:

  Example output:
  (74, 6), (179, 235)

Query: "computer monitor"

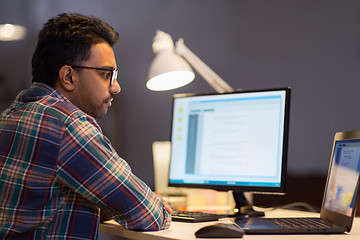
(168, 87), (291, 217)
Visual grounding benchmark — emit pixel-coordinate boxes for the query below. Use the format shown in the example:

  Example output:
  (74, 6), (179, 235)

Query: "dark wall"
(1, 0), (360, 191)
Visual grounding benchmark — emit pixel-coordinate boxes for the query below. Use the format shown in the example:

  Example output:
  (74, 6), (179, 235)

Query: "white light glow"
(147, 71), (195, 91)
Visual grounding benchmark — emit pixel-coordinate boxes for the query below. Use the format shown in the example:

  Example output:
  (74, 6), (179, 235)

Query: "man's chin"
(95, 110), (108, 119)
(90, 107), (109, 119)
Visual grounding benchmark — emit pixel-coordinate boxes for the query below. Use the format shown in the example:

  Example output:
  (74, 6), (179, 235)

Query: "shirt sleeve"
(56, 113), (171, 231)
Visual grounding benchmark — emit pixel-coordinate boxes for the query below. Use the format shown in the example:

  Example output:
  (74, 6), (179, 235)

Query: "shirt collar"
(30, 82), (70, 103)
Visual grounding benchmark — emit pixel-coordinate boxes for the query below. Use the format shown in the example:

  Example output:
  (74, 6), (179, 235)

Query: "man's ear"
(58, 65), (75, 91)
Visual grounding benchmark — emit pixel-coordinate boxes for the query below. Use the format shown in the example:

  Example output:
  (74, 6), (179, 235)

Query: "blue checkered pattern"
(0, 83), (170, 239)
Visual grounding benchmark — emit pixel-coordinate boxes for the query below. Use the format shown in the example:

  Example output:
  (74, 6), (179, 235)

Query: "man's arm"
(57, 114), (171, 230)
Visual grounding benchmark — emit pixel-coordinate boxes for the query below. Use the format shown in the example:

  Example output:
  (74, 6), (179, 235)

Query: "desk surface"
(100, 209), (360, 240)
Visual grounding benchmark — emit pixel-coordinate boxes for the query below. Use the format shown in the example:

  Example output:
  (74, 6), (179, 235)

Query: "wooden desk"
(100, 209), (360, 240)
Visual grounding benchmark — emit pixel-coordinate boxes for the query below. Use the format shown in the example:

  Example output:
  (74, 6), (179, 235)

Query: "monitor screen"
(168, 88), (291, 194)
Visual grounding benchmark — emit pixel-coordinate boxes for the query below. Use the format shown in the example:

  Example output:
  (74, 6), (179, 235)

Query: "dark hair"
(31, 13), (119, 86)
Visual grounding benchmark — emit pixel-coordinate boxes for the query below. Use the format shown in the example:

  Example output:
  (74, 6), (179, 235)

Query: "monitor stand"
(231, 191), (265, 218)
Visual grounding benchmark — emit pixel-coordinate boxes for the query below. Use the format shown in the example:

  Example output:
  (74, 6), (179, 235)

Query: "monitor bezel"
(168, 87), (291, 194)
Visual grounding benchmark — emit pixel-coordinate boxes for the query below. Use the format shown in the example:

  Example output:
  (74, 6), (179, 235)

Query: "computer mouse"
(194, 223), (244, 238)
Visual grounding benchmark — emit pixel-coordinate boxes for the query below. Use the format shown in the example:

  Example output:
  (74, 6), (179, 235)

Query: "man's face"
(70, 42), (121, 118)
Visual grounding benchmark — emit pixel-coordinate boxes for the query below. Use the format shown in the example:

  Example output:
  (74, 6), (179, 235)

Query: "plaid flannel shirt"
(0, 83), (171, 239)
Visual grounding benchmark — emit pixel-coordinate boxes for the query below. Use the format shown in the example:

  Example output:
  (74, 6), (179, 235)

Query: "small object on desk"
(171, 210), (227, 222)
(195, 223), (244, 238)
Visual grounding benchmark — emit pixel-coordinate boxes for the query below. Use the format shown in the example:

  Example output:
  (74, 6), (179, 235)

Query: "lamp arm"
(174, 38), (234, 93)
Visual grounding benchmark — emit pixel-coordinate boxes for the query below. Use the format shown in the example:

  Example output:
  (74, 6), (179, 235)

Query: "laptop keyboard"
(171, 210), (227, 222)
(272, 218), (334, 229)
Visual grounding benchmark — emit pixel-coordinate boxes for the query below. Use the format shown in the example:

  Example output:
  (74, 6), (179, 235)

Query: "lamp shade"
(147, 50), (195, 91)
(147, 30), (195, 91)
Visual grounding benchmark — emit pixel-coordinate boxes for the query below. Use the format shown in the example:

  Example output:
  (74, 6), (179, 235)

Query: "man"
(0, 13), (171, 239)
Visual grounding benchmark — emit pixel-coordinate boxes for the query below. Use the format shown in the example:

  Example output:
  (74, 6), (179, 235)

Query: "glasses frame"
(70, 65), (118, 86)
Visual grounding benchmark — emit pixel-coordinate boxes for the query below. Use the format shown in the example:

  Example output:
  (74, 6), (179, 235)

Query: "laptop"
(234, 130), (360, 234)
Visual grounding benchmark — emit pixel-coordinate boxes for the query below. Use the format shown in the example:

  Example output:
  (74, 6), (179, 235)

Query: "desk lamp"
(148, 31), (239, 211)
(147, 30), (234, 93)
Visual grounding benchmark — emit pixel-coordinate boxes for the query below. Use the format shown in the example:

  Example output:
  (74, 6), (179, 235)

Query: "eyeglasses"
(71, 65), (118, 86)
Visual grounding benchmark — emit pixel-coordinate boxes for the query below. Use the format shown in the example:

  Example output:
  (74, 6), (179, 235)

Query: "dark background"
(1, 0), (360, 209)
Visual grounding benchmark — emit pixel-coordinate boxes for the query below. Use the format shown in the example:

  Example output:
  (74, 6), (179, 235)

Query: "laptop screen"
(323, 139), (360, 217)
